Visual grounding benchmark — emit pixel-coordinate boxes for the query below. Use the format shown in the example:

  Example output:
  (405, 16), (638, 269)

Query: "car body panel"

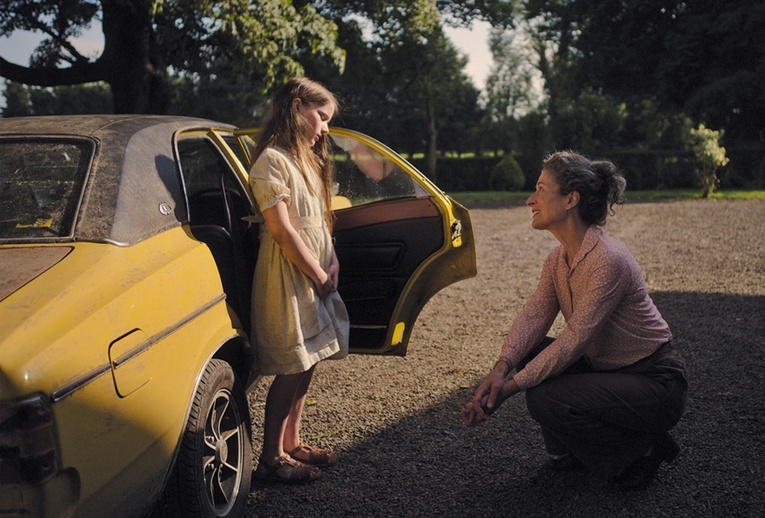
(0, 231), (241, 517)
(0, 247), (71, 301)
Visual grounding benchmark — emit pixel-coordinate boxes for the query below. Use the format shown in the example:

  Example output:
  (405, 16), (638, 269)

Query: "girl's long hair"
(252, 77), (338, 231)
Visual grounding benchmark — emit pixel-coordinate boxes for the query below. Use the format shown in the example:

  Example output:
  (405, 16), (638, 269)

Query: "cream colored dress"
(248, 146), (349, 375)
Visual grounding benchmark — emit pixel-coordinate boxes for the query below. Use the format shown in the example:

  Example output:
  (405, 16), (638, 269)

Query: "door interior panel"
(334, 197), (444, 350)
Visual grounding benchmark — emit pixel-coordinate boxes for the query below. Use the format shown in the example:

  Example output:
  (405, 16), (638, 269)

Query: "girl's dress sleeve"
(249, 148), (291, 212)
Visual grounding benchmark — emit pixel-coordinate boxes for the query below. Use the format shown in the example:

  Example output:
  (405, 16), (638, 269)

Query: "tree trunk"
(101, 0), (169, 113)
(0, 1), (169, 114)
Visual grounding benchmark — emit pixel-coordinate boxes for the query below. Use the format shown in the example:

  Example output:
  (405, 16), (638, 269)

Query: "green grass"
(450, 189), (765, 207)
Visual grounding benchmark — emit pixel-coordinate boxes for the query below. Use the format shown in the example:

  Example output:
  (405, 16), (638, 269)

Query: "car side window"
(329, 135), (426, 208)
(178, 140), (223, 198)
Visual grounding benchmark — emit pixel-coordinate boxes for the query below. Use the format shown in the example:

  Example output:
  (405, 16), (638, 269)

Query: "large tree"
(0, 0), (345, 113)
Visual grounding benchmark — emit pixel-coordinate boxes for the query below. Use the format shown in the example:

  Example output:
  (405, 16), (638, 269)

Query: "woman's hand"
(461, 361), (519, 426)
(461, 400), (492, 426)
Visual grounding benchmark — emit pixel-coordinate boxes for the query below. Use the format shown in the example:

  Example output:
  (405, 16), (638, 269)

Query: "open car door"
(227, 127), (476, 356)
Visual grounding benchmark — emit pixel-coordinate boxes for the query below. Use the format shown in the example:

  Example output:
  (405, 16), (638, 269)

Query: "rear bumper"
(0, 469), (79, 518)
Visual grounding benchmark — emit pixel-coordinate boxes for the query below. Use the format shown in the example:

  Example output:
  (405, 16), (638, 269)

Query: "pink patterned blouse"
(501, 226), (672, 391)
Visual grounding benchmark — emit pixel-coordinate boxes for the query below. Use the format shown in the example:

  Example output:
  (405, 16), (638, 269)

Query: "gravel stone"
(246, 200), (765, 517)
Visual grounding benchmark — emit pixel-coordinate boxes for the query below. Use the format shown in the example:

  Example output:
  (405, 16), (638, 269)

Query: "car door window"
(329, 135), (428, 208)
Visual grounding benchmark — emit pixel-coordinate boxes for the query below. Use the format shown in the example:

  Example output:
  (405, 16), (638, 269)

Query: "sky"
(444, 21), (493, 90)
(0, 21), (493, 109)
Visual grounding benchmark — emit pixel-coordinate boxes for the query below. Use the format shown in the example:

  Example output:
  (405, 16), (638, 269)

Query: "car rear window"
(0, 139), (92, 240)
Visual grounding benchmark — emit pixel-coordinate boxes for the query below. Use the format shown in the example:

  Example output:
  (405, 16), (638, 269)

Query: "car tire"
(152, 359), (252, 517)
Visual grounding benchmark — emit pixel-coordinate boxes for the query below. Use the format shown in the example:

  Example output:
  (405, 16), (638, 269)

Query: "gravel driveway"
(246, 199), (765, 517)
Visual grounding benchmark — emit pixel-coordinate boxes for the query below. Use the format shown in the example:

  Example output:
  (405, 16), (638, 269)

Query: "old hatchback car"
(0, 115), (476, 517)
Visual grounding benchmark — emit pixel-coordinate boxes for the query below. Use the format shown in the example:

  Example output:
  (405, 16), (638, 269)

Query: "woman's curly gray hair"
(542, 151), (626, 226)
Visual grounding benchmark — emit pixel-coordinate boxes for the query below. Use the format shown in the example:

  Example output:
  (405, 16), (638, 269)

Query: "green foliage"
(689, 124), (729, 198)
(489, 153), (525, 191)
(1, 1), (346, 113)
(321, 4), (484, 171)
(155, 0), (345, 90)
(408, 156), (499, 192)
(534, 0), (765, 148)
(553, 89), (627, 154)
(485, 22), (542, 124)
(2, 81), (30, 117)
(2, 81), (112, 116)
(514, 109), (550, 187)
(166, 66), (267, 127)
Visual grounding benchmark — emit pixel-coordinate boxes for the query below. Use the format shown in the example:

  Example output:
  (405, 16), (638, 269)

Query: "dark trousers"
(521, 338), (688, 478)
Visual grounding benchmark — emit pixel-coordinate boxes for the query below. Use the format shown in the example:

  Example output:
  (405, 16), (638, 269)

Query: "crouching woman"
(462, 151), (687, 490)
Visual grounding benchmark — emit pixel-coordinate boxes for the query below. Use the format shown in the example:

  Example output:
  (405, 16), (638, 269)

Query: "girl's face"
(295, 99), (334, 147)
(526, 169), (572, 230)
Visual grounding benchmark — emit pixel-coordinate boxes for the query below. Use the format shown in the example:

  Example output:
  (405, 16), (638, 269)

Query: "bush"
(690, 124), (729, 198)
(489, 154), (525, 191)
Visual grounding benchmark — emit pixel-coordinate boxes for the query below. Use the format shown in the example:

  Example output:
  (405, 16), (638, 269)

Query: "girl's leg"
(261, 370), (311, 463)
(256, 369), (321, 483)
(281, 366), (338, 467)
(283, 365), (315, 452)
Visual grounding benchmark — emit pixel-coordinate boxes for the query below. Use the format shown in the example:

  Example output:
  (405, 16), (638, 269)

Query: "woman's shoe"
(547, 453), (586, 472)
(608, 433), (680, 490)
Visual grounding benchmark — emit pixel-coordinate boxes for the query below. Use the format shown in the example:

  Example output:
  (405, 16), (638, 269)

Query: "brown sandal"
(288, 443), (337, 468)
(254, 454), (320, 484)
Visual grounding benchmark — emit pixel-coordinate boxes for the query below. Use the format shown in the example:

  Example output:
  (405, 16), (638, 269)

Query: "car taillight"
(0, 395), (58, 485)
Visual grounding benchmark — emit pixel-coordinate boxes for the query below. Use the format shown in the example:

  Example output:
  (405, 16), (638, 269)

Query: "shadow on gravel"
(246, 291), (764, 517)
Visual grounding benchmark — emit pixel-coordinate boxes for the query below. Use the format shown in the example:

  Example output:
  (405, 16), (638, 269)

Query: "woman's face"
(526, 169), (571, 230)
(295, 99), (334, 147)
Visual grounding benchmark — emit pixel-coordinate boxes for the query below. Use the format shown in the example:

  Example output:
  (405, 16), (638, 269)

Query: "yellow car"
(0, 115), (476, 517)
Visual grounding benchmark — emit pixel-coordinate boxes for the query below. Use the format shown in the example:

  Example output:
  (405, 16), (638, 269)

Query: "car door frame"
(206, 127), (476, 356)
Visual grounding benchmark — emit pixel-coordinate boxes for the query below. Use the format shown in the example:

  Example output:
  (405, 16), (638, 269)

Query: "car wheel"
(153, 359), (252, 517)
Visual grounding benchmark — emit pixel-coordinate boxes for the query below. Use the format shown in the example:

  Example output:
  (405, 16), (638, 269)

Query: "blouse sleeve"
(512, 245), (630, 390)
(500, 250), (560, 367)
(248, 148), (291, 213)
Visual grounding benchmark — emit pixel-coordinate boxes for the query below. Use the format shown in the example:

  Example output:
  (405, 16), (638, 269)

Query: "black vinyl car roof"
(0, 115), (237, 245)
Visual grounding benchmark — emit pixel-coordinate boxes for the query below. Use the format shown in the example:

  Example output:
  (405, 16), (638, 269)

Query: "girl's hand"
(315, 274), (335, 299)
(327, 251), (340, 291)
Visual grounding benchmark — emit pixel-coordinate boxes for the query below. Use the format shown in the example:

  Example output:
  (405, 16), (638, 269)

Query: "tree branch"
(0, 57), (105, 87)
(27, 17), (90, 64)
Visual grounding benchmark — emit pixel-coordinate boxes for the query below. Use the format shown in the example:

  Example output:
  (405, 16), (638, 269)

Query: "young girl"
(249, 77), (349, 484)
